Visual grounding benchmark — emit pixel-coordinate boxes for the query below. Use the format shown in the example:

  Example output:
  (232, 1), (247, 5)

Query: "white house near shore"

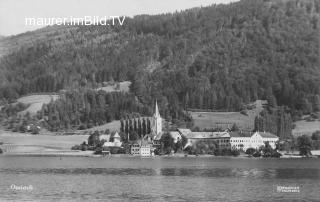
(131, 140), (154, 157)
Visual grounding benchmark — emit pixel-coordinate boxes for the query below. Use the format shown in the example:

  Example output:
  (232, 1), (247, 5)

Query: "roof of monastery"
(258, 132), (278, 138)
(169, 131), (181, 139)
(229, 131), (253, 138)
(185, 131), (230, 139)
(229, 131), (278, 138)
(177, 128), (192, 136)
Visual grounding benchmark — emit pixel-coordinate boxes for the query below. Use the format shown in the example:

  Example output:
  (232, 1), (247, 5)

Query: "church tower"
(151, 100), (162, 137)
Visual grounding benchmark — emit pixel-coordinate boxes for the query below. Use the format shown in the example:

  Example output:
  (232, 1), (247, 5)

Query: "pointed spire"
(155, 100), (160, 117)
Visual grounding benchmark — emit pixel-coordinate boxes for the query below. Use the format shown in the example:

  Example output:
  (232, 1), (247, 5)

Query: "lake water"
(0, 156), (319, 202)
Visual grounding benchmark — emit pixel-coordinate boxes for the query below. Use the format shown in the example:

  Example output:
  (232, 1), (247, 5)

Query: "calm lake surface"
(0, 156), (319, 202)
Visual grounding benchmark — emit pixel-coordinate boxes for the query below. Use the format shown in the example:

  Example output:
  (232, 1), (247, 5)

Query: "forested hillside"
(0, 0), (319, 132)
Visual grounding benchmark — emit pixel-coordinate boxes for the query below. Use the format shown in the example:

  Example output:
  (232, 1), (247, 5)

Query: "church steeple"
(154, 100), (160, 118)
(151, 100), (162, 137)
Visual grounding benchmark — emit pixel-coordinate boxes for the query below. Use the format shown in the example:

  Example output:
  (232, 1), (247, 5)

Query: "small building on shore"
(102, 132), (122, 147)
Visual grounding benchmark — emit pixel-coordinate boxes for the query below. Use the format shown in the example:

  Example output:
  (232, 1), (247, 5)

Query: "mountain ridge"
(0, 0), (319, 116)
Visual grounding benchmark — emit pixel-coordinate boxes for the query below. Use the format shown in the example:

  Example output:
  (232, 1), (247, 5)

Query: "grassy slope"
(96, 81), (131, 93)
(0, 130), (89, 154)
(292, 119), (320, 137)
(16, 94), (59, 116)
(191, 100), (266, 131)
(79, 120), (121, 133)
(0, 26), (77, 58)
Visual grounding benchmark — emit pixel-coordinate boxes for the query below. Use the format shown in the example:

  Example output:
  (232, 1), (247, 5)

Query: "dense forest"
(0, 0), (319, 134)
(39, 90), (150, 131)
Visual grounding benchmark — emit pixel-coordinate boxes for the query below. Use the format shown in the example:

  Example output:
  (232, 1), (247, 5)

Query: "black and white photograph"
(0, 0), (319, 201)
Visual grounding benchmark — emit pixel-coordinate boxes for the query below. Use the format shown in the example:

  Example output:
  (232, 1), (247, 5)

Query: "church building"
(130, 101), (163, 156)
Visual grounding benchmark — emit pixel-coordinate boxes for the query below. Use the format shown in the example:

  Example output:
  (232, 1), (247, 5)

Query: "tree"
(147, 118), (151, 134)
(80, 141), (88, 151)
(231, 149), (240, 156)
(160, 132), (175, 154)
(94, 147), (103, 155)
(129, 131), (139, 141)
(142, 118), (147, 137)
(129, 119), (133, 133)
(174, 141), (183, 153)
(31, 125), (40, 134)
(246, 148), (256, 156)
(125, 119), (129, 136)
(261, 141), (273, 157)
(271, 151), (282, 158)
(252, 151), (261, 157)
(138, 118), (142, 137)
(311, 131), (320, 141)
(88, 131), (101, 147)
(231, 123), (239, 131)
(311, 95), (320, 112)
(120, 119), (125, 133)
(297, 135), (312, 156)
(189, 140), (217, 155)
(266, 87), (277, 107)
(133, 119), (137, 133)
(181, 135), (188, 148)
(119, 131), (128, 143)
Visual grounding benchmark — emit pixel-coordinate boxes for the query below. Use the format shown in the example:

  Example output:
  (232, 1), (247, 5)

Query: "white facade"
(169, 131), (182, 143)
(151, 101), (162, 137)
(230, 132), (279, 151)
(140, 145), (152, 157)
(131, 143), (141, 155)
(130, 143), (153, 157)
(113, 132), (121, 143)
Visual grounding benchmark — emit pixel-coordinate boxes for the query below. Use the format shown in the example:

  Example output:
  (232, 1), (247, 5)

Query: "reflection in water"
(1, 157), (320, 201)
(0, 167), (319, 179)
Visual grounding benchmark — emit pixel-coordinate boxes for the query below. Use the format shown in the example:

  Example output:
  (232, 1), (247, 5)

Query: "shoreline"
(1, 152), (315, 159)
(1, 130), (317, 159)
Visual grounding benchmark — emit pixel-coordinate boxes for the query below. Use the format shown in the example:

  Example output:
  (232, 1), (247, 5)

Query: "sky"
(0, 0), (238, 36)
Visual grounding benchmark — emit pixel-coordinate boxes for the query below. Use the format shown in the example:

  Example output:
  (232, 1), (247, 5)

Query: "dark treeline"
(254, 106), (293, 140)
(0, 0), (319, 130)
(120, 118), (152, 141)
